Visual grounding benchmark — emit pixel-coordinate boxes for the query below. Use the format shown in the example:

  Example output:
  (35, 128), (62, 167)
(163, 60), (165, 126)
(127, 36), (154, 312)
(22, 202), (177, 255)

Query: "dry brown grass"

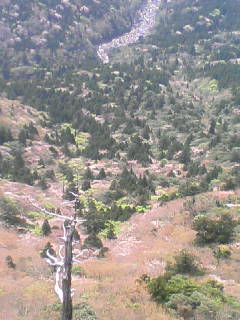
(0, 189), (240, 319)
(0, 228), (57, 320)
(71, 191), (240, 319)
(77, 260), (176, 320)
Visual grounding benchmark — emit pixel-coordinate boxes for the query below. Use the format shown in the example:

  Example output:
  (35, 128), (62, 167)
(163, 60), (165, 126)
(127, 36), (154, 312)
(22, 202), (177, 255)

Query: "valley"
(97, 0), (163, 63)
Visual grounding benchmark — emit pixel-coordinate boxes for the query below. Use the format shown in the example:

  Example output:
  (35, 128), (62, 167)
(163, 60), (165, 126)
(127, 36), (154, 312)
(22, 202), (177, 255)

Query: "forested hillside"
(0, 0), (143, 73)
(0, 0), (240, 319)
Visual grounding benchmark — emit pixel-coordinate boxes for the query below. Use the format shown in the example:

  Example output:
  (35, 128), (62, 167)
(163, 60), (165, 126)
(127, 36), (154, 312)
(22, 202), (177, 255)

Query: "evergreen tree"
(179, 146), (191, 164)
(83, 167), (94, 180)
(83, 233), (103, 249)
(209, 119), (216, 135)
(106, 222), (116, 239)
(5, 256), (16, 269)
(42, 219), (51, 236)
(0, 126), (13, 145)
(142, 125), (151, 140)
(97, 168), (106, 180)
(82, 180), (91, 191)
(38, 177), (48, 190)
(18, 129), (28, 146)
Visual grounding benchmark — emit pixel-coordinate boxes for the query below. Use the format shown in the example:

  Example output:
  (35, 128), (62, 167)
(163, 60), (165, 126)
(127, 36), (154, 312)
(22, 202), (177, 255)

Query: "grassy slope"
(1, 189), (240, 319)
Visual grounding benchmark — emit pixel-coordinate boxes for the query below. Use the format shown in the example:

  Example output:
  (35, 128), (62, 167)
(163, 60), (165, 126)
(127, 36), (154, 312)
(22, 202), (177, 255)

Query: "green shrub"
(83, 233), (103, 249)
(193, 214), (237, 245)
(27, 211), (45, 220)
(148, 274), (198, 304)
(73, 303), (97, 320)
(166, 250), (205, 276)
(148, 274), (240, 320)
(31, 225), (43, 235)
(213, 245), (232, 262)
(5, 256), (16, 269)
(0, 196), (23, 225)
(179, 180), (204, 197)
(41, 219), (51, 236)
(100, 220), (121, 239)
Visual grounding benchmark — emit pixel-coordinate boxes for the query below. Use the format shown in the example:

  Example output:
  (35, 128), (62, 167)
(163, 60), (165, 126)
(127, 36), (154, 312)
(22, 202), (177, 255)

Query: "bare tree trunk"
(34, 192), (87, 320)
(62, 223), (74, 320)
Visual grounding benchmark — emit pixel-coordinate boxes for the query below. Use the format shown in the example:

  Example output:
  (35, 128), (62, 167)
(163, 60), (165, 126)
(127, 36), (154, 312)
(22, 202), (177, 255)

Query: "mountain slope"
(0, 0), (143, 74)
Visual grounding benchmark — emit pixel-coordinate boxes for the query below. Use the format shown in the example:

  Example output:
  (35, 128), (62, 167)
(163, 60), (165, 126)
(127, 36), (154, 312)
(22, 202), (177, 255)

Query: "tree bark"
(62, 223), (74, 320)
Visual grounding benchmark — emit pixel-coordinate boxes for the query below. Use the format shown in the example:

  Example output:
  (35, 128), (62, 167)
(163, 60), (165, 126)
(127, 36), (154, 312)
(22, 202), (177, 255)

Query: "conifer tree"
(84, 167), (94, 180)
(5, 256), (16, 269)
(97, 168), (106, 180)
(82, 180), (91, 191)
(42, 219), (51, 236)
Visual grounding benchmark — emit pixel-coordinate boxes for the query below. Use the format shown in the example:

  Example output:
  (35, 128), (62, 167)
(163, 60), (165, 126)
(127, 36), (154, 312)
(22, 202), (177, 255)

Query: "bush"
(192, 214), (237, 245)
(148, 274), (240, 320)
(148, 274), (198, 304)
(97, 246), (109, 258)
(100, 220), (121, 239)
(231, 147), (240, 162)
(5, 256), (16, 269)
(82, 180), (91, 191)
(73, 303), (97, 320)
(83, 233), (103, 249)
(213, 245), (232, 262)
(0, 196), (23, 226)
(166, 250), (205, 276)
(179, 180), (204, 197)
(158, 191), (177, 204)
(41, 219), (51, 236)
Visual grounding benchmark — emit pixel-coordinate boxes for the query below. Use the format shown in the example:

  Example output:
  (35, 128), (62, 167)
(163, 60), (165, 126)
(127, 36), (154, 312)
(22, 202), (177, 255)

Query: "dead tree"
(42, 218), (79, 319)
(28, 194), (85, 320)
(61, 220), (75, 320)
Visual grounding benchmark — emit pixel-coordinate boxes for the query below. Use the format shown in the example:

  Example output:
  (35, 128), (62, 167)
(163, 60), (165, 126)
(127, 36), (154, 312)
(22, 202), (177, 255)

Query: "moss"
(27, 211), (45, 219)
(136, 204), (152, 213)
(99, 220), (122, 238)
(42, 201), (55, 211)
(30, 224), (43, 235)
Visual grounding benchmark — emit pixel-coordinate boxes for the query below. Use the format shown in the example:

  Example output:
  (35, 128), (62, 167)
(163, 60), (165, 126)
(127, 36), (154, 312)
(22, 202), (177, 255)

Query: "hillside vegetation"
(0, 0), (143, 72)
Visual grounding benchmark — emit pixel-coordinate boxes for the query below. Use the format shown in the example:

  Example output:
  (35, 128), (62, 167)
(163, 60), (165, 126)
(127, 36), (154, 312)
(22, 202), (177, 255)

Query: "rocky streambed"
(97, 0), (162, 63)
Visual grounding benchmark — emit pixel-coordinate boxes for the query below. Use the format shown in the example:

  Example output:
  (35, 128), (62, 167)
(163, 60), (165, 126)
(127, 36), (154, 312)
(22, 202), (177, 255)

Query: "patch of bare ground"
(0, 98), (44, 137)
(87, 158), (121, 176)
(24, 140), (60, 169)
(0, 180), (72, 216)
